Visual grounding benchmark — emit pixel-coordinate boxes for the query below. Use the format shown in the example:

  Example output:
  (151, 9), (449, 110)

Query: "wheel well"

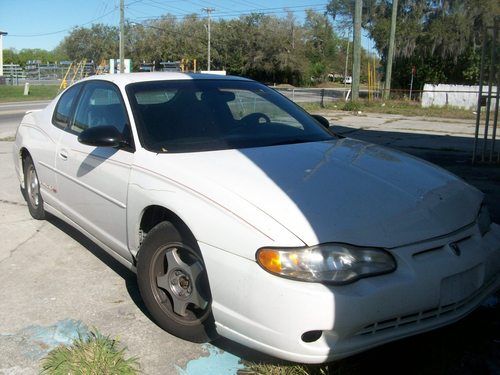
(19, 148), (31, 186)
(139, 205), (196, 246)
(20, 148), (30, 165)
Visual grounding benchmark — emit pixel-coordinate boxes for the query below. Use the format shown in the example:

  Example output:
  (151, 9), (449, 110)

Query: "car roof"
(79, 72), (252, 86)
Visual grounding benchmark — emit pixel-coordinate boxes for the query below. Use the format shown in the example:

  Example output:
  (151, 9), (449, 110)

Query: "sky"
(0, 0), (375, 53)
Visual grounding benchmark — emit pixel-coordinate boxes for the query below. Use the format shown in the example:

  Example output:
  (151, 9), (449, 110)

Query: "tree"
(58, 24), (119, 63)
(2, 48), (69, 66)
(49, 8), (374, 86)
(347, 0), (499, 89)
(304, 10), (340, 81)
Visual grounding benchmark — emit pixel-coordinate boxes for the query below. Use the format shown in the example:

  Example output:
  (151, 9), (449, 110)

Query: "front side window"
(126, 79), (333, 153)
(53, 84), (81, 128)
(70, 82), (129, 142)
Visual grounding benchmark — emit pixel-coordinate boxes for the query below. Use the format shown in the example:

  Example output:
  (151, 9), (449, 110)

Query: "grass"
(244, 363), (331, 375)
(301, 99), (477, 120)
(40, 330), (140, 375)
(0, 84), (59, 102)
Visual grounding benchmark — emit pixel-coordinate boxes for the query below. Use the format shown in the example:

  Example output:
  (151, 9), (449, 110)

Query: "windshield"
(126, 79), (333, 153)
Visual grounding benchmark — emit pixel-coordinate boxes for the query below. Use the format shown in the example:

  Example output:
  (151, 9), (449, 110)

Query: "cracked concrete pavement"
(320, 111), (479, 153)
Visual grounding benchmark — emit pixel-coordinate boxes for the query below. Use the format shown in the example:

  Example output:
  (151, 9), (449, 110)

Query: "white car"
(13, 73), (500, 363)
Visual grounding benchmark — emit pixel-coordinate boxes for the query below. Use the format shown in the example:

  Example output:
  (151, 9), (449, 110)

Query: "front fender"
(126, 165), (304, 260)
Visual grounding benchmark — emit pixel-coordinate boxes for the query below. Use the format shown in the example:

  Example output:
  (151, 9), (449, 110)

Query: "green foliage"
(16, 11), (375, 86)
(245, 363), (329, 375)
(40, 330), (140, 375)
(5, 10), (380, 86)
(2, 48), (68, 66)
(328, 0), (499, 89)
(342, 100), (362, 112)
(58, 24), (119, 64)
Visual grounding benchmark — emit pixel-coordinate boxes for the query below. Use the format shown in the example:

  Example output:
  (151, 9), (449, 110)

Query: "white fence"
(422, 84), (498, 110)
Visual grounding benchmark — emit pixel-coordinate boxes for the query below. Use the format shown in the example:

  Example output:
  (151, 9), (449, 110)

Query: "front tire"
(23, 155), (45, 220)
(137, 221), (217, 343)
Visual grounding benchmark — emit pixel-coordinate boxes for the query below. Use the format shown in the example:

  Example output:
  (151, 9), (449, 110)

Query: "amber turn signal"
(257, 249), (282, 273)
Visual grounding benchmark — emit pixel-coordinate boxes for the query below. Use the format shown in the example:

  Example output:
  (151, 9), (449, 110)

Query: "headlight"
(478, 204), (492, 236)
(256, 243), (396, 285)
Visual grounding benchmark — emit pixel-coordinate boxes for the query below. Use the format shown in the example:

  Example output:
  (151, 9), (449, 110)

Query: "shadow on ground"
(45, 213), (281, 365)
(45, 214), (149, 321)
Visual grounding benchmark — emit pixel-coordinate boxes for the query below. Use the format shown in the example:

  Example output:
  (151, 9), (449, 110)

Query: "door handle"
(59, 149), (68, 160)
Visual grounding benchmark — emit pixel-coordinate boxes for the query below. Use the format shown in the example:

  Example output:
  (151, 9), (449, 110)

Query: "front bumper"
(200, 222), (500, 363)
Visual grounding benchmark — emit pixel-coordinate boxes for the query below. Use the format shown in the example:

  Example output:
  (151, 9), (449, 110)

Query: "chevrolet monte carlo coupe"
(13, 73), (500, 363)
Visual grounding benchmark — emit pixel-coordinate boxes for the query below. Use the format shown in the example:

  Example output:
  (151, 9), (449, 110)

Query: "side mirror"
(311, 114), (330, 129)
(78, 126), (126, 148)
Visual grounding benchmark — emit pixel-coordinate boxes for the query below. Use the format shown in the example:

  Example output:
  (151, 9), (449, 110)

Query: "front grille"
(355, 276), (496, 336)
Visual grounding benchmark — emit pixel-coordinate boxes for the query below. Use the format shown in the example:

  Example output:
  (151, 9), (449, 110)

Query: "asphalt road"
(0, 101), (50, 139)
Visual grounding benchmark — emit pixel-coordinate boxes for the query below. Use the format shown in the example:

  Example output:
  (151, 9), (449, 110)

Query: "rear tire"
(137, 221), (217, 343)
(23, 155), (45, 220)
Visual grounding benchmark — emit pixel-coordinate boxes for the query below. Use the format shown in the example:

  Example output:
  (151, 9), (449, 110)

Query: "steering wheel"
(241, 112), (271, 125)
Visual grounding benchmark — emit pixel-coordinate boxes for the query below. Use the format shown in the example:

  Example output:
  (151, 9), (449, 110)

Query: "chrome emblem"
(449, 242), (461, 256)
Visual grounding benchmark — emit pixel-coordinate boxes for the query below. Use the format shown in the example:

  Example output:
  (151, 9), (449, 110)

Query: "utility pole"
(119, 0), (125, 73)
(352, 0), (362, 101)
(384, 0), (398, 100)
(343, 30), (351, 95)
(203, 8), (215, 71)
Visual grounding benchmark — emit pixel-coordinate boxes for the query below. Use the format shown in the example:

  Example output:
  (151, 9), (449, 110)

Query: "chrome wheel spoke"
(156, 272), (170, 291)
(187, 261), (208, 309)
(171, 295), (190, 316)
(27, 167), (40, 208)
(155, 246), (209, 317)
(165, 248), (188, 274)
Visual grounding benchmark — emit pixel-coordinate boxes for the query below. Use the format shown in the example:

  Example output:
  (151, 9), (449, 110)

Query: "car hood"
(155, 138), (483, 248)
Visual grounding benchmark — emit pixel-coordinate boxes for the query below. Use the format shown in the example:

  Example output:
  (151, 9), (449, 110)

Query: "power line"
(141, 0), (194, 15)
(204, 3), (328, 16)
(8, 7), (119, 37)
(129, 2), (328, 20)
(212, 7), (327, 20)
(229, 0), (268, 10)
(188, 0), (236, 13)
(130, 5), (327, 23)
(7, 1), (327, 38)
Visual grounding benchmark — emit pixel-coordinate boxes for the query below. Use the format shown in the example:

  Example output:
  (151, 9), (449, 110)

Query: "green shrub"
(341, 101), (362, 112)
(41, 330), (140, 375)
